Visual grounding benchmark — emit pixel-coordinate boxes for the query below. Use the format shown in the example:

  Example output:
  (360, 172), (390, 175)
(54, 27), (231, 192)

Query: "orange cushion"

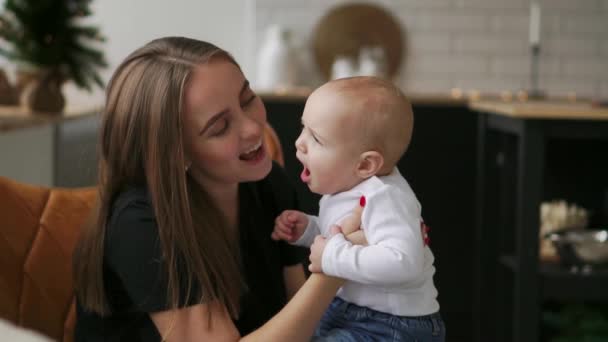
(0, 177), (95, 342)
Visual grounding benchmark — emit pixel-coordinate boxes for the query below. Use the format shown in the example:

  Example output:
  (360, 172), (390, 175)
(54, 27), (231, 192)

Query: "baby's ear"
(356, 151), (384, 179)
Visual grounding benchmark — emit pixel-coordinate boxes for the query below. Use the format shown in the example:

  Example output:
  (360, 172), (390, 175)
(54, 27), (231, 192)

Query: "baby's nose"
(295, 134), (306, 153)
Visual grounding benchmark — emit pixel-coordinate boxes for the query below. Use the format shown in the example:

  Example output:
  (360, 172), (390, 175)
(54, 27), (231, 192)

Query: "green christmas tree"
(0, 0), (107, 91)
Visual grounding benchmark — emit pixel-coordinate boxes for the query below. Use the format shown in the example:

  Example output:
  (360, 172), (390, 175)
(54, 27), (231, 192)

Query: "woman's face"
(182, 58), (272, 191)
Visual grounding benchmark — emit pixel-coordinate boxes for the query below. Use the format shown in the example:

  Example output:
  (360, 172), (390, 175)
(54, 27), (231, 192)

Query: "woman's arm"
(150, 274), (343, 342)
(242, 274), (343, 341)
(150, 202), (363, 341)
(283, 263), (306, 300)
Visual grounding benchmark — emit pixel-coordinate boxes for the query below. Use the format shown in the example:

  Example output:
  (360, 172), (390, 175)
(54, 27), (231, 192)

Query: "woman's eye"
(211, 119), (229, 136)
(241, 94), (256, 108)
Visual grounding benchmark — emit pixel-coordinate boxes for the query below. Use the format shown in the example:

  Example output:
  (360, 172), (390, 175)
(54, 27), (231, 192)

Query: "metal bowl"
(548, 229), (608, 266)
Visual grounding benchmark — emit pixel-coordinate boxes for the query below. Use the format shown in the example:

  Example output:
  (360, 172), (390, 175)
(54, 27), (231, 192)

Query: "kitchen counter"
(469, 100), (608, 120)
(472, 98), (608, 342)
(258, 89), (469, 106)
(259, 89), (599, 110)
(0, 103), (101, 187)
(0, 104), (100, 133)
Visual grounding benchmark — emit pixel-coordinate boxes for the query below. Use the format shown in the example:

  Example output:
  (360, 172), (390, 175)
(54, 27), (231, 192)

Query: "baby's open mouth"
(300, 167), (311, 183)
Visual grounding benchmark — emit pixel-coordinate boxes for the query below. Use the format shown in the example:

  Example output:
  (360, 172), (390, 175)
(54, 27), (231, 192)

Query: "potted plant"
(0, 0), (107, 113)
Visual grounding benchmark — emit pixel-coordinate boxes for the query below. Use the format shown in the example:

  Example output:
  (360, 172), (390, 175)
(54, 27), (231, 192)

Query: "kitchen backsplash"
(251, 0), (608, 98)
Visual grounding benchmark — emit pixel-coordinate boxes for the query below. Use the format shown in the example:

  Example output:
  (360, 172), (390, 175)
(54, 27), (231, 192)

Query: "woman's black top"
(75, 164), (306, 341)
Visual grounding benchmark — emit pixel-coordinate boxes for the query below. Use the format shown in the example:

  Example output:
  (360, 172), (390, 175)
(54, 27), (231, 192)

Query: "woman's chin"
(248, 155), (273, 181)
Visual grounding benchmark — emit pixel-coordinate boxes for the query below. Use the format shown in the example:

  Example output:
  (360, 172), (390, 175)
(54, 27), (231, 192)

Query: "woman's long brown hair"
(73, 37), (242, 318)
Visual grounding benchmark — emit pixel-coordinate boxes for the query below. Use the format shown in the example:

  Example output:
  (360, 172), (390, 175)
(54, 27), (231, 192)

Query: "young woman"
(72, 37), (362, 341)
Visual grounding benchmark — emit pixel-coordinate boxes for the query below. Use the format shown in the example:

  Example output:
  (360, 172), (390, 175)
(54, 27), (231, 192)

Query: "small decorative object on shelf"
(330, 46), (388, 80)
(330, 55), (356, 80)
(527, 1), (545, 100)
(540, 200), (589, 235)
(0, 0), (107, 113)
(539, 200), (589, 262)
(19, 69), (65, 113)
(357, 45), (387, 78)
(0, 68), (17, 105)
(548, 229), (608, 272)
(256, 25), (298, 92)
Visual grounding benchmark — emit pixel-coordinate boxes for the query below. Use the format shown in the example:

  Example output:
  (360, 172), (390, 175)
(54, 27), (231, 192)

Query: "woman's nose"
(241, 115), (263, 140)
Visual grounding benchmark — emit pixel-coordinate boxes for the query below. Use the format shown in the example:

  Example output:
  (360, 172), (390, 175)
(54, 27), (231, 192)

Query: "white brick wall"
(600, 82), (608, 96)
(602, 41), (608, 56)
(252, 0), (608, 98)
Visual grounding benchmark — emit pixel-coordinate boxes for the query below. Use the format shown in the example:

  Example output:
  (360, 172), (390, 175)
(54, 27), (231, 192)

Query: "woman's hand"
(308, 196), (367, 273)
(343, 230), (367, 246)
(338, 196), (367, 246)
(308, 225), (340, 273)
(337, 196), (365, 236)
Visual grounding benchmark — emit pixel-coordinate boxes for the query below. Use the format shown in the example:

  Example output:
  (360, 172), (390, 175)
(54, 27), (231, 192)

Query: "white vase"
(358, 46), (387, 78)
(256, 25), (298, 91)
(331, 55), (357, 80)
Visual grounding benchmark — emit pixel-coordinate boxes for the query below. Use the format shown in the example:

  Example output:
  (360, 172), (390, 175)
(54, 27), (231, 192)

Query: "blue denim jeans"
(312, 297), (445, 342)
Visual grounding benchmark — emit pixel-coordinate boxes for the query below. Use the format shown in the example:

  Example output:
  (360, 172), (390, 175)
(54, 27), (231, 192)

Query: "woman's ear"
(356, 151), (384, 179)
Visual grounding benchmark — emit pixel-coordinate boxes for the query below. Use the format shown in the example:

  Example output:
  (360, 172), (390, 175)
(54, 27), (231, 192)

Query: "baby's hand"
(271, 210), (309, 242)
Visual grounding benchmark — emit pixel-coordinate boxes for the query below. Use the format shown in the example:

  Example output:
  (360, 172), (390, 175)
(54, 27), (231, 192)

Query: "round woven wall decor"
(312, 3), (404, 80)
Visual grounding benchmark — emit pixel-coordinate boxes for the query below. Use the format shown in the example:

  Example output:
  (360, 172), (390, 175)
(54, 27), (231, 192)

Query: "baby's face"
(295, 91), (365, 195)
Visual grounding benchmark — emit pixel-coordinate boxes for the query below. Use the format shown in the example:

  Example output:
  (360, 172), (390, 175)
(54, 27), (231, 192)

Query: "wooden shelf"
(500, 255), (608, 301)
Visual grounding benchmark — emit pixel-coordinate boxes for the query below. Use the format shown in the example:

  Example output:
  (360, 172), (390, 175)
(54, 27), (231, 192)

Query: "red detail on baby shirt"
(421, 220), (431, 246)
(359, 195), (366, 207)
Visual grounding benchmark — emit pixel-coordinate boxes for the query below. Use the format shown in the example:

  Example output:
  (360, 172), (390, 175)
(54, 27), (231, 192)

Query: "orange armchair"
(0, 177), (96, 341)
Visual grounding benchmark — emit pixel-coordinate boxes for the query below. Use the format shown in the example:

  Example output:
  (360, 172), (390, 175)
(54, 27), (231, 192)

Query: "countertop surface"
(469, 100), (608, 120)
(257, 89), (469, 106)
(3, 91), (606, 133)
(257, 89), (603, 113)
(0, 104), (100, 132)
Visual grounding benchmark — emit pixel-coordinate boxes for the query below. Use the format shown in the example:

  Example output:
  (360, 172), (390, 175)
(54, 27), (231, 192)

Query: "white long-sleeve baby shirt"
(294, 168), (440, 316)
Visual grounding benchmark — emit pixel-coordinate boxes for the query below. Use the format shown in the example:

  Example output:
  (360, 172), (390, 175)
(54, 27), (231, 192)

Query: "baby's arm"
(321, 187), (425, 285)
(272, 210), (320, 247)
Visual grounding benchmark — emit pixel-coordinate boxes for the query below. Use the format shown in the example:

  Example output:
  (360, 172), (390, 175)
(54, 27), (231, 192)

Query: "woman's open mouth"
(239, 142), (265, 163)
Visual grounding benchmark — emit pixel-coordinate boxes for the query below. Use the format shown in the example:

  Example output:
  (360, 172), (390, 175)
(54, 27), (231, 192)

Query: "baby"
(272, 76), (445, 341)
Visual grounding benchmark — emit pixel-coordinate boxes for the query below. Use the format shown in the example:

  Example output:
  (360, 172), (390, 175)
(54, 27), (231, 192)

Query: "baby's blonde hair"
(319, 77), (414, 174)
